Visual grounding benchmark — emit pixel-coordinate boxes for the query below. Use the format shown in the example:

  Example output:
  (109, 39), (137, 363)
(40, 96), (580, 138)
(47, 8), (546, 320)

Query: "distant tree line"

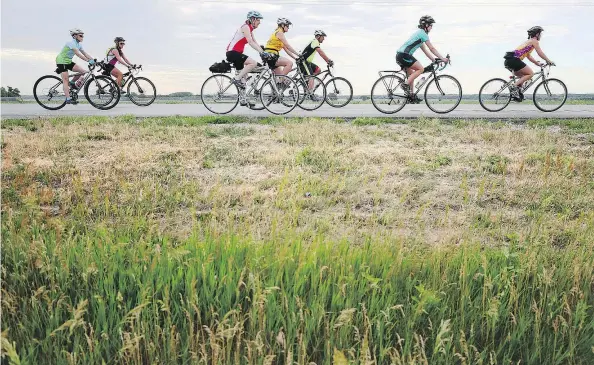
(1, 86), (21, 97)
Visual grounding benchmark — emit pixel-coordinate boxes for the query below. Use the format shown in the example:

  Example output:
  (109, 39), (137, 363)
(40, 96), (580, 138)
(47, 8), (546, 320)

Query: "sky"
(1, 0), (593, 95)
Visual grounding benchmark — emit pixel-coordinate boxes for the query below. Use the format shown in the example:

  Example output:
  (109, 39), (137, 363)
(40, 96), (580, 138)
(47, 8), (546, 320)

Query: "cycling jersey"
(301, 39), (320, 63)
(265, 28), (284, 54)
(227, 24), (254, 53)
(56, 39), (84, 64)
(397, 29), (429, 55)
(105, 47), (124, 66)
(513, 43), (534, 60)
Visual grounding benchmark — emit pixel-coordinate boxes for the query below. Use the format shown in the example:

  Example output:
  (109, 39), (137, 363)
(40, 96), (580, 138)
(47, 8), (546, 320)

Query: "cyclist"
(300, 30), (334, 77)
(104, 37), (135, 93)
(226, 10), (268, 90)
(55, 28), (96, 105)
(264, 18), (301, 77)
(395, 16), (447, 103)
(504, 26), (555, 101)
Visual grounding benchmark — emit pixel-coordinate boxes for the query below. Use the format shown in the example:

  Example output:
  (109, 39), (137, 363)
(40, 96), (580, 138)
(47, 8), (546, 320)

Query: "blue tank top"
(397, 29), (429, 55)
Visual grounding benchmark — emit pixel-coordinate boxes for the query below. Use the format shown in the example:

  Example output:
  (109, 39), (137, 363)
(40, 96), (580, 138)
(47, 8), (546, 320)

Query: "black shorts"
(299, 61), (320, 75)
(264, 54), (280, 70)
(55, 63), (76, 74)
(504, 56), (527, 72)
(396, 52), (417, 69)
(102, 63), (115, 76)
(226, 51), (248, 70)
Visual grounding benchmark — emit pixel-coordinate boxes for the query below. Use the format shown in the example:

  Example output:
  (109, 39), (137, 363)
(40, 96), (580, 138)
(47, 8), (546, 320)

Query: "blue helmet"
(247, 11), (263, 20)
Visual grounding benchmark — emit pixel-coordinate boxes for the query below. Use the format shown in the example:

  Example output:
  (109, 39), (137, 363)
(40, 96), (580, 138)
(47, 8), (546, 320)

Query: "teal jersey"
(397, 29), (429, 55)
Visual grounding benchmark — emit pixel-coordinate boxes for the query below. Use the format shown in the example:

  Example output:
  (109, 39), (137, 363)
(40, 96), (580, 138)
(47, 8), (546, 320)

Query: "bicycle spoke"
(201, 74), (239, 114)
(533, 78), (567, 112)
(371, 74), (407, 114)
(479, 78), (511, 112)
(424, 75), (462, 114)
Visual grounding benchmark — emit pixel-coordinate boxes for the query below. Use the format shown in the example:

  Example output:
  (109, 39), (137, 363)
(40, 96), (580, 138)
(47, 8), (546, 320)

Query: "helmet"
(277, 17), (292, 27)
(418, 15), (435, 28)
(314, 30), (327, 37)
(69, 28), (84, 36)
(527, 26), (544, 37)
(247, 10), (263, 20)
(114, 37), (125, 43)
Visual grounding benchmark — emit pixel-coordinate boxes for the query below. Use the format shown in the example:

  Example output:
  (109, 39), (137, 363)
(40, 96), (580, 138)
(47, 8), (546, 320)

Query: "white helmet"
(69, 28), (84, 36)
(277, 18), (292, 27)
(314, 30), (327, 37)
(247, 10), (263, 20)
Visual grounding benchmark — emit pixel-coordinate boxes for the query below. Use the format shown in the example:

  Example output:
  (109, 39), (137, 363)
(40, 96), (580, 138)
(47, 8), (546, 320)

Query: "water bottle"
(416, 77), (426, 90)
(75, 78), (84, 89)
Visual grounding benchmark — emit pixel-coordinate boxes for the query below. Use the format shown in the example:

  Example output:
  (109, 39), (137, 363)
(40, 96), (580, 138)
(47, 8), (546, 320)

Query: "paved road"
(2, 103), (593, 119)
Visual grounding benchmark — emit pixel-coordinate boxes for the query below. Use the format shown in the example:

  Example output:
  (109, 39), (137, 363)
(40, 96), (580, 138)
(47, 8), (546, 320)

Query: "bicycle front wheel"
(260, 75), (299, 115)
(424, 75), (462, 114)
(533, 78), (567, 112)
(84, 75), (120, 110)
(33, 75), (67, 110)
(479, 78), (511, 112)
(127, 77), (157, 106)
(371, 74), (407, 114)
(325, 77), (353, 108)
(200, 74), (239, 114)
(297, 75), (326, 111)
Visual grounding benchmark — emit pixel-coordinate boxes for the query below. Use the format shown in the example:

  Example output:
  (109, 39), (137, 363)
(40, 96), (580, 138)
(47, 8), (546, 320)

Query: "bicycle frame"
(494, 65), (552, 98)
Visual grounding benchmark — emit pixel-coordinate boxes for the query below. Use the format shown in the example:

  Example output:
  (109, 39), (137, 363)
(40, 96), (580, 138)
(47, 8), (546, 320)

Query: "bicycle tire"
(324, 77), (353, 108)
(532, 78), (567, 112)
(84, 75), (120, 110)
(200, 74), (239, 114)
(33, 75), (67, 110)
(478, 78), (512, 112)
(424, 74), (462, 114)
(297, 75), (326, 111)
(127, 77), (157, 106)
(371, 74), (407, 114)
(260, 75), (299, 115)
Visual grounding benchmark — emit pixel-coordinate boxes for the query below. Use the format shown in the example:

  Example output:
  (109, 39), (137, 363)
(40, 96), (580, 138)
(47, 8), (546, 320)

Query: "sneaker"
(65, 98), (78, 105)
(231, 78), (246, 89)
(308, 94), (321, 102)
(401, 83), (412, 95)
(408, 95), (423, 104)
(510, 86), (522, 102)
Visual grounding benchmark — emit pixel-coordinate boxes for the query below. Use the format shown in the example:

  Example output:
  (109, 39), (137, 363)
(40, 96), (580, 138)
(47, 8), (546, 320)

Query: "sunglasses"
(77, 34), (84, 37)
(119, 42), (125, 45)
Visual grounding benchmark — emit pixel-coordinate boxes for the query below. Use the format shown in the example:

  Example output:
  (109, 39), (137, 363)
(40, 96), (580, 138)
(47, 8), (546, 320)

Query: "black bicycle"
(371, 55), (462, 114)
(102, 63), (157, 107)
(315, 64), (353, 107)
(286, 59), (327, 111)
(33, 61), (120, 110)
(478, 64), (566, 112)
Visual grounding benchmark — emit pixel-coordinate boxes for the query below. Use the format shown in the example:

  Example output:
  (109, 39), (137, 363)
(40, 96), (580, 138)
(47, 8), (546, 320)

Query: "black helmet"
(419, 15), (435, 29)
(114, 37), (125, 43)
(527, 26), (543, 37)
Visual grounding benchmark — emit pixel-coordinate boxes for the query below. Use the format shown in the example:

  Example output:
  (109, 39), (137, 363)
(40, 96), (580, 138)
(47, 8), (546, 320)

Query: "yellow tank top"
(265, 28), (284, 54)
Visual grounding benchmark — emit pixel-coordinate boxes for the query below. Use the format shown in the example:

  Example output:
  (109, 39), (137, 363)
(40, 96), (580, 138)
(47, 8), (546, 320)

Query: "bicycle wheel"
(200, 74), (239, 114)
(84, 75), (120, 110)
(325, 77), (353, 108)
(33, 75), (67, 110)
(424, 75), (462, 114)
(260, 75), (299, 115)
(127, 77), (157, 106)
(533, 78), (567, 112)
(371, 74), (407, 114)
(297, 75), (326, 111)
(479, 78), (511, 112)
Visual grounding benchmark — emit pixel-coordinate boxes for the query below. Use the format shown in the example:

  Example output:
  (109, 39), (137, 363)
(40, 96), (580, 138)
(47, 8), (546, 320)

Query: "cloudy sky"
(1, 0), (593, 95)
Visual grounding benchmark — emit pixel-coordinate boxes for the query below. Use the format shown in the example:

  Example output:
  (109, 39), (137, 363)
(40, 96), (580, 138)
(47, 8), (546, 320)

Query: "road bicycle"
(101, 63), (157, 107)
(201, 56), (300, 115)
(33, 61), (120, 110)
(314, 64), (353, 107)
(285, 59), (327, 111)
(478, 64), (566, 112)
(370, 55), (462, 114)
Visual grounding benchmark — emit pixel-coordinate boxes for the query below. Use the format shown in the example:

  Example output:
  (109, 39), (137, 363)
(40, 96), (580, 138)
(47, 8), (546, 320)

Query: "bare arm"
(420, 44), (435, 62)
(533, 40), (553, 64)
(277, 32), (300, 58)
(122, 54), (133, 66)
(315, 48), (331, 63)
(242, 25), (264, 53)
(74, 49), (92, 62)
(526, 53), (542, 66)
(424, 40), (445, 61)
(112, 49), (131, 67)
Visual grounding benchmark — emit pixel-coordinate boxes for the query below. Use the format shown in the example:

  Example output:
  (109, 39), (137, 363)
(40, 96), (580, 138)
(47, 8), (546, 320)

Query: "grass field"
(2, 116), (594, 364)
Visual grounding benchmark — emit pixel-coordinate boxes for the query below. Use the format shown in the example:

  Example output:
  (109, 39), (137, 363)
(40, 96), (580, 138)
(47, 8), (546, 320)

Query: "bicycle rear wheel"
(33, 75), (67, 110)
(297, 75), (326, 111)
(324, 77), (353, 108)
(424, 75), (462, 114)
(371, 74), (407, 114)
(84, 75), (120, 110)
(200, 74), (239, 114)
(127, 77), (157, 106)
(260, 75), (299, 115)
(533, 78), (567, 112)
(479, 78), (511, 112)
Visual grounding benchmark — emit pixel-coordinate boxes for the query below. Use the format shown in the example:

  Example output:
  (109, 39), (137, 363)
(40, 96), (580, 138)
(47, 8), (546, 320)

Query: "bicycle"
(286, 58), (327, 111)
(370, 55), (462, 114)
(478, 64), (566, 112)
(314, 64), (353, 108)
(201, 55), (300, 115)
(33, 61), (120, 110)
(101, 63), (157, 107)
